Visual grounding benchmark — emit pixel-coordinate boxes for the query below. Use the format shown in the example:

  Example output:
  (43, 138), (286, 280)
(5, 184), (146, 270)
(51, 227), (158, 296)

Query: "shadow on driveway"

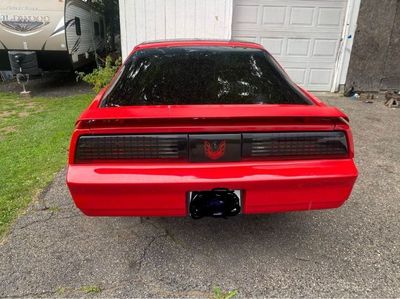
(0, 72), (92, 98)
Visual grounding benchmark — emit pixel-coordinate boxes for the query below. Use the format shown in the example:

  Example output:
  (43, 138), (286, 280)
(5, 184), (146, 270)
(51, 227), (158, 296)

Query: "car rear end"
(67, 41), (358, 217)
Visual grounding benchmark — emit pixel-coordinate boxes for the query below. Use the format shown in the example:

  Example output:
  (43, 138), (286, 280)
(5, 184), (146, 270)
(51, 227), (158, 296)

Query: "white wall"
(119, 0), (233, 59)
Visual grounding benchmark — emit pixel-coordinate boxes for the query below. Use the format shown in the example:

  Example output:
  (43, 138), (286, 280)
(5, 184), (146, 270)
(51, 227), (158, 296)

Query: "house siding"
(119, 0), (233, 59)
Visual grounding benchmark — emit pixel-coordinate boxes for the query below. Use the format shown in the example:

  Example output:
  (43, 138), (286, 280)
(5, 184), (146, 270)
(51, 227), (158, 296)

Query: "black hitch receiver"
(189, 188), (241, 219)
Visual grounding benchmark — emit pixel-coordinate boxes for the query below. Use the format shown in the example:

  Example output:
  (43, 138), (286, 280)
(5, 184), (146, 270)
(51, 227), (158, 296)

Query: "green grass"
(0, 91), (93, 238)
(55, 287), (66, 295)
(79, 285), (102, 294)
(213, 287), (238, 299)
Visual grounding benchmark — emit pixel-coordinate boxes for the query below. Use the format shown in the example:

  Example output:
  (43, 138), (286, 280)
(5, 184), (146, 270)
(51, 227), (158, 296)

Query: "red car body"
(67, 40), (358, 217)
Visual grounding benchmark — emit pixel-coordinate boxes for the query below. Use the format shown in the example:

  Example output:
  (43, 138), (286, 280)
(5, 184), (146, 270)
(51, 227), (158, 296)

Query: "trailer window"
(102, 47), (312, 106)
(94, 22), (100, 36)
(75, 17), (81, 36)
(100, 20), (105, 38)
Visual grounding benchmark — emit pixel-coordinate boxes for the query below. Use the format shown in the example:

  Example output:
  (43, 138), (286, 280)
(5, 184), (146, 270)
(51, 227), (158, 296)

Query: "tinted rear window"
(102, 47), (311, 106)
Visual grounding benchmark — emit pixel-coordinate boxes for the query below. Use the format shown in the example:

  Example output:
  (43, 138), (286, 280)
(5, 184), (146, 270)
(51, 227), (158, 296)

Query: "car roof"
(132, 39), (264, 53)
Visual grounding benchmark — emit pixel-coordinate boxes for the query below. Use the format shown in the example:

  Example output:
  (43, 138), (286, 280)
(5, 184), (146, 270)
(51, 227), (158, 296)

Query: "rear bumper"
(67, 159), (358, 216)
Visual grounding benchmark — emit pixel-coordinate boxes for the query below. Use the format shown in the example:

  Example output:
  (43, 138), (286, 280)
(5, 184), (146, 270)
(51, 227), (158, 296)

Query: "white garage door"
(232, 0), (348, 91)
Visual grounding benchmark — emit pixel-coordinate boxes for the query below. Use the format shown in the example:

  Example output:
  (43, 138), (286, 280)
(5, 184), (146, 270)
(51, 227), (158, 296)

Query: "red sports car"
(67, 40), (358, 218)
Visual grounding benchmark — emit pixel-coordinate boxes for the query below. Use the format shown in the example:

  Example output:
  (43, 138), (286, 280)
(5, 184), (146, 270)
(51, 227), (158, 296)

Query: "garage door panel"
(234, 35), (258, 43)
(285, 68), (307, 84)
(233, 30), (342, 40)
(289, 6), (315, 26)
(317, 7), (344, 26)
(287, 38), (310, 56)
(233, 33), (339, 61)
(232, 0), (347, 90)
(313, 39), (339, 57)
(308, 68), (334, 90)
(234, 5), (259, 24)
(281, 60), (336, 68)
(262, 6), (286, 25)
(234, 0), (346, 8)
(284, 68), (333, 91)
(309, 68), (333, 84)
(260, 37), (284, 55)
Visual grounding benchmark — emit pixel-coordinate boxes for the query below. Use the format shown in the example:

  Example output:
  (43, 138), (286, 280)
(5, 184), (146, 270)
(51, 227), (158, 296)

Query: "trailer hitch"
(189, 188), (241, 219)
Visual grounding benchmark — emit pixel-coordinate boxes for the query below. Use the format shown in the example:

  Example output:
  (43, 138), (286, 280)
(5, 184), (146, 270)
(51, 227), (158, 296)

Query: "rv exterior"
(0, 0), (106, 75)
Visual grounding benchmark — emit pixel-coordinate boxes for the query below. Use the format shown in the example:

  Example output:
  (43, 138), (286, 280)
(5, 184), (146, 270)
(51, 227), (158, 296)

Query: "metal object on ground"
(385, 91), (400, 108)
(16, 73), (31, 98)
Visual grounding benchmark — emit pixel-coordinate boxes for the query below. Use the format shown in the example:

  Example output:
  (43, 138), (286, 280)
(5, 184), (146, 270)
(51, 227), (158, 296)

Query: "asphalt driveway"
(0, 94), (399, 298)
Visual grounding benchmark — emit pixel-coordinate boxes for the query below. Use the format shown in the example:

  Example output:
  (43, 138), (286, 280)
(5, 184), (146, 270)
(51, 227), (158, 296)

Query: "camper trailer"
(0, 0), (106, 75)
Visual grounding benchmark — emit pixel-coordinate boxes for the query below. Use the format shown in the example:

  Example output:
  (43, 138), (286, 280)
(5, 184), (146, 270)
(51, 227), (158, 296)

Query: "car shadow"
(130, 212), (322, 258)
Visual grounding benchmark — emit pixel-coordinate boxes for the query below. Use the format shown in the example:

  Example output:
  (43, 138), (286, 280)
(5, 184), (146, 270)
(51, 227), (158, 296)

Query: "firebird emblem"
(204, 140), (226, 160)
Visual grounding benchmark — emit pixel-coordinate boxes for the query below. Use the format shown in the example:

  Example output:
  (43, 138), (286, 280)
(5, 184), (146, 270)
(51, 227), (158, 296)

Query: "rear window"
(101, 46), (312, 106)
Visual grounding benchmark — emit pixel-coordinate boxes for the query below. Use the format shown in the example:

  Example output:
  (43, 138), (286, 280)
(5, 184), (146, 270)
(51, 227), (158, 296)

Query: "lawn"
(0, 92), (93, 237)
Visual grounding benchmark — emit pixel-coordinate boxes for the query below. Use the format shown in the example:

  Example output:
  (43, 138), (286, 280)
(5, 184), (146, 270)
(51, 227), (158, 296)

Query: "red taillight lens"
(74, 134), (188, 163)
(242, 132), (348, 160)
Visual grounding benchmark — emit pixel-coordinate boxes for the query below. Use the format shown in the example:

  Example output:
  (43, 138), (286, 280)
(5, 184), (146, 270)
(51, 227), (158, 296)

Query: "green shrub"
(78, 56), (122, 92)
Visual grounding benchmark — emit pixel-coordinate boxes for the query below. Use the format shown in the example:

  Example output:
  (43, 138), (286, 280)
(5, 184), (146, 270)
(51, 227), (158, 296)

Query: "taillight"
(73, 132), (349, 163)
(75, 134), (187, 163)
(242, 132), (348, 160)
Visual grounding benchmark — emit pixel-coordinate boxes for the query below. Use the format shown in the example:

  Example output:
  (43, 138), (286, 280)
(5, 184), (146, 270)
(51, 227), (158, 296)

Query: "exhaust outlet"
(189, 188), (241, 219)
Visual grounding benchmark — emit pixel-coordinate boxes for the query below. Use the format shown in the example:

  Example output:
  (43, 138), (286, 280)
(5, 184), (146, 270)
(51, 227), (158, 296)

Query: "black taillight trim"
(74, 131), (349, 163)
(242, 131), (348, 160)
(75, 134), (188, 163)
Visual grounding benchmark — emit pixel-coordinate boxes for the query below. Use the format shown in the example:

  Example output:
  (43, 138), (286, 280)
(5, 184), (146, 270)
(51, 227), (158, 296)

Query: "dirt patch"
(0, 126), (17, 134)
(17, 111), (30, 117)
(14, 102), (37, 108)
(0, 126), (17, 140)
(1, 102), (43, 120)
(0, 109), (35, 120)
(0, 72), (92, 98)
(0, 111), (14, 118)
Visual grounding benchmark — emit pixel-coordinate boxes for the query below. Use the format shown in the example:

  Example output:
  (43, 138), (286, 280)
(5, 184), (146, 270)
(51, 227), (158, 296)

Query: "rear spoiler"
(77, 87), (349, 125)
(79, 103), (348, 122)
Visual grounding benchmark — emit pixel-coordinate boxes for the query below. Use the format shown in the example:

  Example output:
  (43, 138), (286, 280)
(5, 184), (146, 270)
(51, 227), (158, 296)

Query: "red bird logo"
(204, 140), (226, 160)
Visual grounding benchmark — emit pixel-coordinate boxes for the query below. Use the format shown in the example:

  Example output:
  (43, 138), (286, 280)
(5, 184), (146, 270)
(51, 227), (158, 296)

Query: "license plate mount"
(188, 189), (242, 218)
